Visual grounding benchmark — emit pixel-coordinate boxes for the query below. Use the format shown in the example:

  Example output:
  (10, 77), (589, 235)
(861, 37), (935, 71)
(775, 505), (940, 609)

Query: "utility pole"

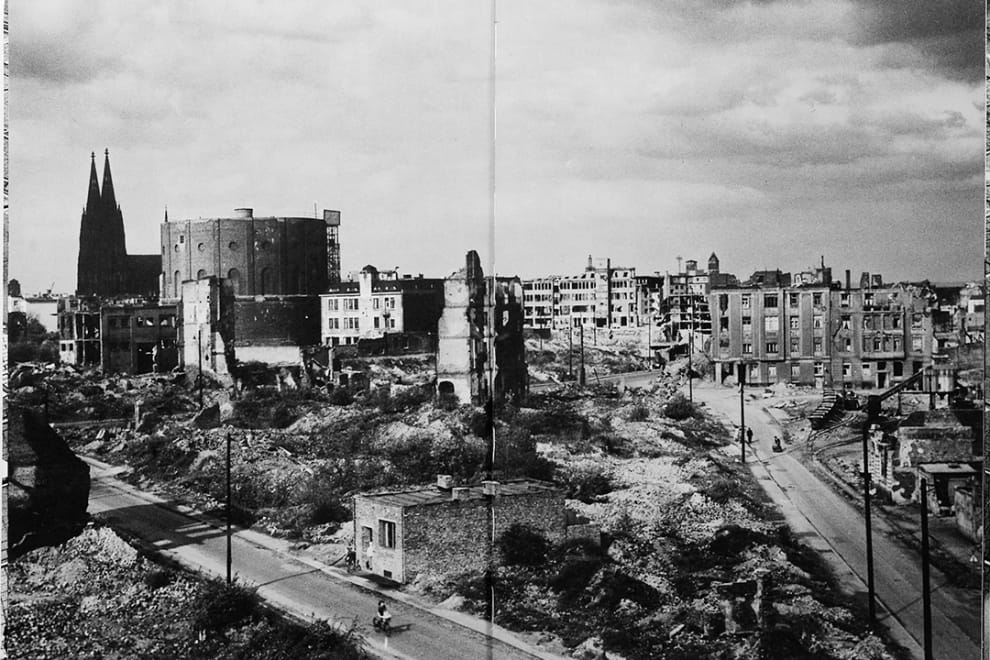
(568, 320), (573, 379)
(739, 363), (746, 464)
(861, 418), (877, 625)
(226, 432), (232, 585)
(920, 478), (933, 660)
(579, 322), (586, 386)
(688, 295), (695, 403)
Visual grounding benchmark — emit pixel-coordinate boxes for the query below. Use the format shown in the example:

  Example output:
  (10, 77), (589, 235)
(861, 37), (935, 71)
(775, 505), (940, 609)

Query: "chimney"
(845, 270), (850, 291)
(234, 207), (253, 219)
(482, 480), (500, 497)
(451, 487), (470, 501)
(436, 474), (453, 490)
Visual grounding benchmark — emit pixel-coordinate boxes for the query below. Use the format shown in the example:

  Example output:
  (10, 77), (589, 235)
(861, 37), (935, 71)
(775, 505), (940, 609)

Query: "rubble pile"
(525, 329), (650, 382)
(8, 362), (200, 422)
(6, 524), (370, 659)
(432, 384), (897, 659)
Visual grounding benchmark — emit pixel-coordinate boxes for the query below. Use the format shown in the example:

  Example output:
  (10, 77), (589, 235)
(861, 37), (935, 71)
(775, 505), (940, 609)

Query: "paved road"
(86, 462), (560, 660)
(692, 383), (979, 660)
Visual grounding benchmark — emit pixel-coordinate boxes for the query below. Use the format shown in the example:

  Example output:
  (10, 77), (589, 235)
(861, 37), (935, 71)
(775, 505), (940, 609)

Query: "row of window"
(107, 314), (176, 329)
(326, 296), (398, 312)
(327, 316), (398, 331)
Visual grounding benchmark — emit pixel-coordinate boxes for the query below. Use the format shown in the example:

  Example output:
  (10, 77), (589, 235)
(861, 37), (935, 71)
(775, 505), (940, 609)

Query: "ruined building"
(76, 150), (161, 298)
(436, 251), (527, 405)
(160, 208), (340, 299)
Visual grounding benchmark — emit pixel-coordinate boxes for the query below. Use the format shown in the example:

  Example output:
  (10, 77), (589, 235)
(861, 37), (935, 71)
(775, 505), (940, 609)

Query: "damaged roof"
(356, 478), (560, 508)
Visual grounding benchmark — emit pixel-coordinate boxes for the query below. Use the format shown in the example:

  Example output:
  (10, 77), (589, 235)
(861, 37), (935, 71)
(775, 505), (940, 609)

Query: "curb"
(81, 455), (566, 660)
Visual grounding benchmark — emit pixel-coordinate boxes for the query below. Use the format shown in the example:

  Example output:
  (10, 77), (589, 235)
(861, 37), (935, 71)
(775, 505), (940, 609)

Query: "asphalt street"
(86, 462), (561, 660)
(692, 382), (979, 660)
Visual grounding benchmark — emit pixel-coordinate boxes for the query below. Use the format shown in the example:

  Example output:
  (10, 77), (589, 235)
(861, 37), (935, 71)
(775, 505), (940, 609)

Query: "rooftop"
(357, 478), (560, 507)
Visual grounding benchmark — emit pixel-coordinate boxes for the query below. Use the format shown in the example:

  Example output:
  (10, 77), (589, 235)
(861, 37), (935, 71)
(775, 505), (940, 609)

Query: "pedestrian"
(746, 427), (753, 445)
(365, 541), (375, 570)
(345, 543), (356, 571)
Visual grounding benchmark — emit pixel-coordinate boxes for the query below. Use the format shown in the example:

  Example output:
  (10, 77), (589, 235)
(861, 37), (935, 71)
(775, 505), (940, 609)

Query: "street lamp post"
(579, 322), (586, 386)
(688, 296), (695, 403)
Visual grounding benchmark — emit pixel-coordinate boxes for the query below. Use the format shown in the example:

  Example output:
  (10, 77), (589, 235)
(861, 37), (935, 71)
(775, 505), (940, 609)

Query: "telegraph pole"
(920, 478), (933, 660)
(226, 432), (232, 585)
(688, 296), (695, 403)
(861, 417), (877, 624)
(739, 363), (746, 463)
(579, 323), (586, 386)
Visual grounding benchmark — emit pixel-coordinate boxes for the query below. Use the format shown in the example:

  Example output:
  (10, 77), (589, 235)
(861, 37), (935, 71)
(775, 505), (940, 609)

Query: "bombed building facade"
(436, 251), (527, 405)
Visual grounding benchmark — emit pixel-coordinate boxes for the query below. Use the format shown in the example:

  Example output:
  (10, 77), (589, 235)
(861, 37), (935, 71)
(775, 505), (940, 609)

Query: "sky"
(7, 0), (984, 294)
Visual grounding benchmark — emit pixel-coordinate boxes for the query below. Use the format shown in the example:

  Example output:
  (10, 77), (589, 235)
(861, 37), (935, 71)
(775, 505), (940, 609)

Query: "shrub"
(626, 405), (650, 422)
(498, 524), (549, 566)
(8, 342), (38, 364)
(329, 387), (354, 406)
(663, 393), (696, 420)
(143, 568), (174, 590)
(704, 477), (740, 504)
(562, 464), (613, 503)
(193, 579), (259, 631)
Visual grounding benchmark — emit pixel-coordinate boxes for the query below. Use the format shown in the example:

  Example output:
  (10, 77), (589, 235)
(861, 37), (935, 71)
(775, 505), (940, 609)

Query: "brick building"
(161, 208), (340, 299)
(352, 477), (567, 583)
(320, 266), (444, 347)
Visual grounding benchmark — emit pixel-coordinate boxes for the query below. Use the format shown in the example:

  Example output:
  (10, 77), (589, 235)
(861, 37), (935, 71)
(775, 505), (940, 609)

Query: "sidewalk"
(80, 454), (567, 660)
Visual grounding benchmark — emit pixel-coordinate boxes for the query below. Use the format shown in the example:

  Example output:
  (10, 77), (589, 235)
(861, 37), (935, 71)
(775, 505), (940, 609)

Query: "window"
(790, 364), (801, 379)
(179, 235), (184, 244)
(742, 316), (752, 333)
(719, 317), (729, 331)
(718, 294), (728, 311)
(863, 316), (872, 330)
(842, 362), (851, 377)
(767, 365), (777, 380)
(813, 315), (824, 329)
(741, 295), (751, 309)
(814, 362), (824, 376)
(159, 315), (175, 327)
(862, 363), (872, 377)
(328, 299), (339, 311)
(765, 342), (778, 354)
(790, 337), (800, 355)
(328, 318), (339, 330)
(374, 317), (380, 329)
(373, 298), (381, 310)
(379, 520), (396, 549)
(840, 292), (850, 306)
(892, 337), (901, 351)
(764, 316), (779, 333)
(911, 313), (923, 329)
(742, 343), (753, 354)
(873, 337), (882, 351)
(891, 315), (901, 329)
(813, 338), (823, 354)
(864, 292), (874, 306)
(911, 336), (923, 351)
(841, 315), (850, 329)
(789, 293), (799, 308)
(344, 298), (359, 311)
(844, 338), (852, 351)
(789, 316), (800, 330)
(813, 293), (823, 306)
(764, 294), (778, 308)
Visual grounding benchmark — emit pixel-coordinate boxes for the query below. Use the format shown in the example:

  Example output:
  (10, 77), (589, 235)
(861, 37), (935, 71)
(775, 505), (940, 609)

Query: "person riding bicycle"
(374, 600), (392, 632)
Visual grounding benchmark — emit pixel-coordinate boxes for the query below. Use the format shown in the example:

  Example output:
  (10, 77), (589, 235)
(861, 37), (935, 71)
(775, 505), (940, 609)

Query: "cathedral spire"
(85, 151), (101, 212)
(101, 148), (117, 209)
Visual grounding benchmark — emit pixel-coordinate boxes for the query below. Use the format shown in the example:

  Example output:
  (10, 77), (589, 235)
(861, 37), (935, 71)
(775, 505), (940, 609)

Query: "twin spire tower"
(76, 150), (161, 297)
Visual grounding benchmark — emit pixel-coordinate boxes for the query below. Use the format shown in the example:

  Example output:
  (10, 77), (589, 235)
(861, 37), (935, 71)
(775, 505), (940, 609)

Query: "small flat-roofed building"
(352, 477), (568, 583)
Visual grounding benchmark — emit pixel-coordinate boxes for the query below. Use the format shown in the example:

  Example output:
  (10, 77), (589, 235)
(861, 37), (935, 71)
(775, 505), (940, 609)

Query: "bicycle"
(372, 614), (392, 636)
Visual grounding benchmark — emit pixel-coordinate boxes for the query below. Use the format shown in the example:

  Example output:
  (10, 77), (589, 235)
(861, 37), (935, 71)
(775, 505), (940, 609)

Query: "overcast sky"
(8, 0), (983, 294)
